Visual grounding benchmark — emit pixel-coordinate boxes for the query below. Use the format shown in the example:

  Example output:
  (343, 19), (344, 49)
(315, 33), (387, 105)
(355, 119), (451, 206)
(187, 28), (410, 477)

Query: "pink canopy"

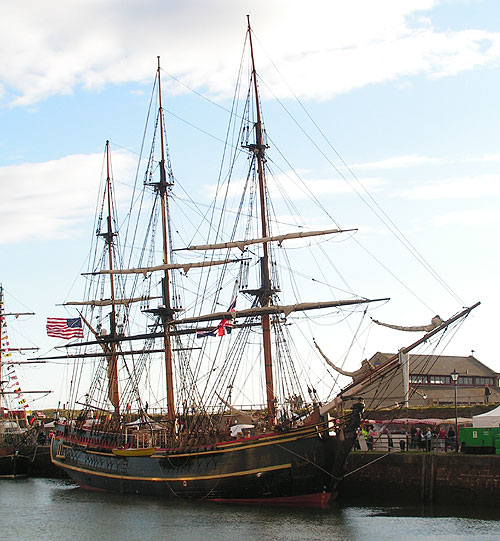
(370, 418), (445, 426)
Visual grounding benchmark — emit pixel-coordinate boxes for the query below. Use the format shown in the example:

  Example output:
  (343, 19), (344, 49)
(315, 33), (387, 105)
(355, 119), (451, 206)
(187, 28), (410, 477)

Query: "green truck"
(460, 427), (500, 454)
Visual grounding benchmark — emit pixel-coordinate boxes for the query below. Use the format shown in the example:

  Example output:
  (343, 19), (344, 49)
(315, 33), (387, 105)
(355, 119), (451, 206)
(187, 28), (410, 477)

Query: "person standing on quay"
(446, 426), (456, 452)
(485, 385), (491, 404)
(425, 427), (432, 452)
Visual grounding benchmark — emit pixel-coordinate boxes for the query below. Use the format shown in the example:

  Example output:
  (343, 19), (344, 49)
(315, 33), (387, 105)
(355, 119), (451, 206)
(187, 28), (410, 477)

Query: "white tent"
(472, 406), (500, 427)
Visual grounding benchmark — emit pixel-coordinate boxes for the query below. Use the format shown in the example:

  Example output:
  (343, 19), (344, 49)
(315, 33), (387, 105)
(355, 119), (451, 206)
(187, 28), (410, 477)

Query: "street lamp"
(450, 368), (459, 452)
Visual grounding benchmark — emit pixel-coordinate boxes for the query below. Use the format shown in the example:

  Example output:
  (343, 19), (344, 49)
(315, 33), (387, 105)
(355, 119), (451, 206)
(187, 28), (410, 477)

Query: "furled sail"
(322, 304), (480, 416)
(177, 228), (356, 252)
(314, 340), (374, 380)
(168, 297), (388, 326)
(85, 258), (245, 277)
(63, 297), (160, 307)
(371, 315), (444, 332)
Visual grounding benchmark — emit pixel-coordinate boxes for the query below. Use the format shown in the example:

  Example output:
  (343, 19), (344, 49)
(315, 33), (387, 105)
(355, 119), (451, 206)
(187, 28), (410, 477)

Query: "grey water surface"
(1, 478), (500, 541)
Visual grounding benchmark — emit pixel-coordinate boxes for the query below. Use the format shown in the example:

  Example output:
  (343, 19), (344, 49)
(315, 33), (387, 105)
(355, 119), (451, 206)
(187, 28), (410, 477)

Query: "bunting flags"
(1, 318), (31, 413)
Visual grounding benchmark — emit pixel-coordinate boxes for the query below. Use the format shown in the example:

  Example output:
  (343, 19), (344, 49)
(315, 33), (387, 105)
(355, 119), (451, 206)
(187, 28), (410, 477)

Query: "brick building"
(339, 353), (499, 410)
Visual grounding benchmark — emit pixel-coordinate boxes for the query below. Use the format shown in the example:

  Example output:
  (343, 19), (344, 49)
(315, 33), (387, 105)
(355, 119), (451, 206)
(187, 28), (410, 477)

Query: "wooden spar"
(2, 390), (52, 394)
(247, 16), (275, 425)
(338, 301), (481, 398)
(32, 349), (186, 361)
(31, 347), (202, 362)
(63, 296), (160, 307)
(169, 297), (388, 325)
(83, 258), (246, 276)
(177, 228), (357, 252)
(75, 400), (114, 413)
(1, 360), (43, 364)
(42, 322), (263, 352)
(104, 141), (120, 414)
(44, 298), (386, 354)
(156, 56), (176, 422)
(0, 349), (39, 353)
(79, 311), (111, 355)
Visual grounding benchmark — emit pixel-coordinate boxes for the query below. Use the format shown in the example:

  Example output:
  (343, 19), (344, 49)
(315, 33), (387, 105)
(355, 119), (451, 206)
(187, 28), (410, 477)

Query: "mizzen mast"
(246, 16), (276, 425)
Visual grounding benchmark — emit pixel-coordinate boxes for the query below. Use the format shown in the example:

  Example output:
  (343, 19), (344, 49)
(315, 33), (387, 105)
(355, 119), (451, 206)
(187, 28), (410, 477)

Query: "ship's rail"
(53, 414), (340, 454)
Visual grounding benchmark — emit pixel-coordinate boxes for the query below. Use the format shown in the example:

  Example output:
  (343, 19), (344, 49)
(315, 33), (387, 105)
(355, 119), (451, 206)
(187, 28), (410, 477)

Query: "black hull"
(51, 425), (355, 506)
(0, 451), (34, 478)
(0, 430), (38, 478)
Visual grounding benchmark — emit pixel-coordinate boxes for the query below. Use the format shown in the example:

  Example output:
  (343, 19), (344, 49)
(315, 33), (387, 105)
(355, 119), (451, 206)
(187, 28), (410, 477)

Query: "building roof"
(369, 352), (499, 377)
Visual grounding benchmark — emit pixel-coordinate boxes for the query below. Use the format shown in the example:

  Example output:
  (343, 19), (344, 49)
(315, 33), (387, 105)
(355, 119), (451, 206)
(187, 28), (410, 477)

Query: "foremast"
(246, 17), (276, 425)
(102, 141), (120, 414)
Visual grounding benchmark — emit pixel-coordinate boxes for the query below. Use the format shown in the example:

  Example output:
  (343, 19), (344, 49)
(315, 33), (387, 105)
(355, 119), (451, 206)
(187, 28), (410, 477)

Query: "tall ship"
(46, 20), (478, 505)
(0, 285), (41, 478)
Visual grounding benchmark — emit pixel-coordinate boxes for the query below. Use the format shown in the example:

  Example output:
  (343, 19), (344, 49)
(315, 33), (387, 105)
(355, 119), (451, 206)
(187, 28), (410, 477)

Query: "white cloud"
(354, 154), (442, 170)
(1, 1), (500, 105)
(202, 171), (385, 202)
(354, 152), (500, 171)
(0, 151), (137, 244)
(430, 208), (500, 227)
(393, 174), (500, 199)
(268, 173), (386, 200)
(468, 153), (500, 163)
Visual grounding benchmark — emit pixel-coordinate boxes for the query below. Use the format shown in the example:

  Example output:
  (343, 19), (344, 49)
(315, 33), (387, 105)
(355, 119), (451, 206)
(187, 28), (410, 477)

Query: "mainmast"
(155, 57), (176, 422)
(102, 141), (120, 414)
(247, 17), (276, 425)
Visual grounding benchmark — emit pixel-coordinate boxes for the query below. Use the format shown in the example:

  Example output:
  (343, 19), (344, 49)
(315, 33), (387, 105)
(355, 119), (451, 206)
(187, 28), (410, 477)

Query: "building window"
(458, 376), (473, 385)
(475, 377), (494, 386)
(410, 375), (428, 384)
(429, 376), (451, 385)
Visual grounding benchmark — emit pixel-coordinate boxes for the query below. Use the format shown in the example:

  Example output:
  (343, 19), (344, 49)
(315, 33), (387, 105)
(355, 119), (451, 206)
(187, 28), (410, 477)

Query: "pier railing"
(362, 434), (455, 452)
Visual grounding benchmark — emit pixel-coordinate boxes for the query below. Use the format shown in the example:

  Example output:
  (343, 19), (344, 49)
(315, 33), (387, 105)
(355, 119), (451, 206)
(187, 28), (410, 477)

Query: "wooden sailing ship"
(45, 19), (478, 505)
(0, 285), (42, 478)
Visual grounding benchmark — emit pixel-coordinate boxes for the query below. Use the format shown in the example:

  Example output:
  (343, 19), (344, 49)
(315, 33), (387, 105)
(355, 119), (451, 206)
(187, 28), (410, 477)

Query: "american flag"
(46, 317), (84, 339)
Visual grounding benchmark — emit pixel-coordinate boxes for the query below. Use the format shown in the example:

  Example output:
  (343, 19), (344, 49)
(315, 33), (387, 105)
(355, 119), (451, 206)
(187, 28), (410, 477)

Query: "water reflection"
(1, 479), (499, 541)
(371, 503), (500, 521)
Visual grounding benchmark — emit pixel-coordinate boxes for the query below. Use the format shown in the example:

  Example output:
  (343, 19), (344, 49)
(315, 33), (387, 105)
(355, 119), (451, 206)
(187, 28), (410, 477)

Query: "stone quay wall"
(341, 451), (500, 506)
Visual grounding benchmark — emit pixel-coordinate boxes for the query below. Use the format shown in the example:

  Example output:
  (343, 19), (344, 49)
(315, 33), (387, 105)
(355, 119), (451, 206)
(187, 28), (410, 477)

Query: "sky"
(1, 0), (499, 410)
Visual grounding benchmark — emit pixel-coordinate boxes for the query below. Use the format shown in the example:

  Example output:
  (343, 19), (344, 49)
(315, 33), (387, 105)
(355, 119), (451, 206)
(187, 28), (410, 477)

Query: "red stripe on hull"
(211, 491), (333, 508)
(77, 483), (109, 492)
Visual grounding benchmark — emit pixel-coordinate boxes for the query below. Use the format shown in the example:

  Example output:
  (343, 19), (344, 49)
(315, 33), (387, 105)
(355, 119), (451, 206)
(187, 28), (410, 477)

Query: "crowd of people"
(356, 423), (458, 452)
(408, 425), (457, 451)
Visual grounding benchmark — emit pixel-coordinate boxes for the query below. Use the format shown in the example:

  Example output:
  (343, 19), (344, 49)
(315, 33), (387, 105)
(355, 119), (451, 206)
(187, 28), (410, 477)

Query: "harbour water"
(2, 478), (500, 540)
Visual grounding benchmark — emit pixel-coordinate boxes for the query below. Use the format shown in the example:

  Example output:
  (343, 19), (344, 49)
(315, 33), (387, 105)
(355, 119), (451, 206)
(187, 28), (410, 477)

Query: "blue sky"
(1, 0), (499, 408)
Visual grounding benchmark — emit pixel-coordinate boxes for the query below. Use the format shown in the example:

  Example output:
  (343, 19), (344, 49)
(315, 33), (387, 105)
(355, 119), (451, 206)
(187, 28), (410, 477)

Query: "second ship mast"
(246, 16), (276, 425)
